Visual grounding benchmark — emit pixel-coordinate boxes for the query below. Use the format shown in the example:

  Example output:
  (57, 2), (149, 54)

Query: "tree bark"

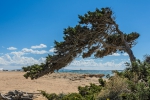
(124, 42), (136, 63)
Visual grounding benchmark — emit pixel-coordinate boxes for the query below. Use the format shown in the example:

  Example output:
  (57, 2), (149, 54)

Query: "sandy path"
(0, 72), (100, 100)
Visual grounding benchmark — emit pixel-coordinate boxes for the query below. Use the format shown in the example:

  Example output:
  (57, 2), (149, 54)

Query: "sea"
(57, 69), (123, 77)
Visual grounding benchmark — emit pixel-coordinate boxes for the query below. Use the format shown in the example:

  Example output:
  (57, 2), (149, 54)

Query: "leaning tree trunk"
(122, 31), (136, 63)
(124, 42), (136, 63)
(115, 24), (136, 63)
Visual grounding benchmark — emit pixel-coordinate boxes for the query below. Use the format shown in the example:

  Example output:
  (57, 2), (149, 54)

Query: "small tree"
(23, 7), (139, 79)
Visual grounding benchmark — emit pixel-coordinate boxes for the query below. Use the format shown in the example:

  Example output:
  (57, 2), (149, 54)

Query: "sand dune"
(0, 72), (101, 100)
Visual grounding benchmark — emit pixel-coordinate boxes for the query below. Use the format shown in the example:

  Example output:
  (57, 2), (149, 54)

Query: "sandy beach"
(0, 71), (101, 100)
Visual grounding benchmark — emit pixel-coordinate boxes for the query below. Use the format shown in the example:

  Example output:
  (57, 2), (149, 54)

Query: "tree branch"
(98, 38), (125, 50)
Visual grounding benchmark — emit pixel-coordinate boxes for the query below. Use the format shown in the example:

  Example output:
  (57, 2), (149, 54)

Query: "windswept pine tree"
(22, 7), (139, 79)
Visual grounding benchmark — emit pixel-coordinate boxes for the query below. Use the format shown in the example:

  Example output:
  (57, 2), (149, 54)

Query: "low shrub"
(78, 83), (102, 99)
(97, 74), (128, 100)
(40, 91), (59, 100)
(62, 93), (85, 100)
(98, 78), (106, 87)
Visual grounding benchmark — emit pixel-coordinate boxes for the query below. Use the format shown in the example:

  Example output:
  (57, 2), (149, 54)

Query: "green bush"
(97, 74), (128, 100)
(40, 91), (85, 100)
(98, 78), (106, 87)
(40, 91), (59, 100)
(62, 93), (84, 100)
(78, 83), (102, 99)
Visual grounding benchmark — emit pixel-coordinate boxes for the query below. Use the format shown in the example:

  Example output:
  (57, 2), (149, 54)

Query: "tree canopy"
(23, 7), (139, 79)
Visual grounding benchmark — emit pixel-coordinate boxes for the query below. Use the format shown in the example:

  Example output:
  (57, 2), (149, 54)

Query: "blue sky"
(0, 0), (150, 70)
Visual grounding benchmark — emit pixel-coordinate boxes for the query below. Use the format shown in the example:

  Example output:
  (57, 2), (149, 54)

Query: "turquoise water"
(57, 69), (123, 77)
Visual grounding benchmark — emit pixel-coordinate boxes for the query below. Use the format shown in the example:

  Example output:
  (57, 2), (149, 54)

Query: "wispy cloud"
(11, 51), (25, 56)
(49, 48), (57, 53)
(108, 53), (129, 56)
(31, 44), (47, 49)
(22, 48), (48, 54)
(109, 53), (120, 56)
(67, 59), (127, 70)
(7, 47), (17, 50)
(0, 44), (49, 69)
(0, 53), (46, 68)
(122, 53), (128, 56)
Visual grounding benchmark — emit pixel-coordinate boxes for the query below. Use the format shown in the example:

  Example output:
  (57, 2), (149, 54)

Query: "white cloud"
(22, 48), (32, 53)
(4, 54), (12, 61)
(0, 56), (7, 65)
(49, 48), (57, 53)
(22, 48), (48, 54)
(11, 51), (25, 57)
(0, 53), (46, 69)
(122, 53), (128, 56)
(0, 44), (48, 69)
(31, 44), (47, 49)
(66, 59), (126, 70)
(0, 68), (3, 70)
(109, 53), (120, 56)
(7, 47), (17, 50)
